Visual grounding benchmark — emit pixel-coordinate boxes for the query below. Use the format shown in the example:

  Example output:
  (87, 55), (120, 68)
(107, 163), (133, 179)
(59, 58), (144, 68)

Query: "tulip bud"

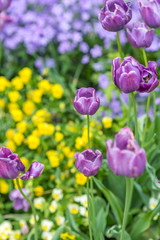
(106, 127), (146, 178)
(73, 88), (100, 115)
(126, 22), (154, 48)
(138, 0), (160, 28)
(0, 0), (11, 12)
(99, 0), (132, 32)
(75, 149), (102, 177)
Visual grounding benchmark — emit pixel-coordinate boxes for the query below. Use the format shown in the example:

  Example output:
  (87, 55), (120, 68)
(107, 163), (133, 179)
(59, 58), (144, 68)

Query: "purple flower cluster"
(9, 188), (30, 211)
(2, 0), (117, 55)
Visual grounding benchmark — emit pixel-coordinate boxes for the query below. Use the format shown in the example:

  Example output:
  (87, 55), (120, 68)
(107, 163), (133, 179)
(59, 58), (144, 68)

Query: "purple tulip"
(137, 61), (159, 93)
(99, 0), (132, 32)
(0, 147), (44, 180)
(9, 188), (30, 211)
(20, 161), (44, 181)
(113, 56), (141, 93)
(0, 0), (11, 12)
(106, 127), (146, 178)
(75, 149), (102, 177)
(126, 22), (154, 48)
(73, 88), (100, 115)
(138, 0), (160, 28)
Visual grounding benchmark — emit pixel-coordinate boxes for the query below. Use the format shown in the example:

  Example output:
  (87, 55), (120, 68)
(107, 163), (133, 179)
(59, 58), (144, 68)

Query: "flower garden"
(0, 0), (160, 239)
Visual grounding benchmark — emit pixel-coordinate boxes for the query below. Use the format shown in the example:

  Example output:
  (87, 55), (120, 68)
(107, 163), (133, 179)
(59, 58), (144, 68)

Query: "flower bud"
(0, 0), (11, 12)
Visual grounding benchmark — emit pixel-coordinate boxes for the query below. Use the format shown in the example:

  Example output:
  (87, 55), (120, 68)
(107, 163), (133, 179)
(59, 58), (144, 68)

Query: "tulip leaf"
(106, 225), (131, 240)
(52, 225), (64, 240)
(66, 208), (80, 232)
(93, 177), (123, 224)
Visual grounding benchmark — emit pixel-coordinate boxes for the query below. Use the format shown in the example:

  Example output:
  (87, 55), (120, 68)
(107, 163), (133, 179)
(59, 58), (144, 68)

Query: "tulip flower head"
(106, 127), (146, 178)
(0, 0), (11, 12)
(113, 56), (159, 93)
(0, 147), (44, 180)
(99, 0), (132, 32)
(126, 22), (154, 48)
(73, 88), (100, 115)
(75, 149), (102, 177)
(9, 188), (30, 211)
(138, 0), (160, 28)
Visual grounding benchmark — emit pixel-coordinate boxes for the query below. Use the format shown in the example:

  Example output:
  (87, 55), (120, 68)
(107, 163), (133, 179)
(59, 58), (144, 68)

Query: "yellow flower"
(67, 159), (75, 168)
(62, 147), (71, 157)
(27, 135), (40, 149)
(0, 180), (9, 194)
(51, 84), (63, 99)
(0, 98), (5, 109)
(32, 89), (43, 103)
(19, 67), (32, 84)
(32, 109), (51, 126)
(16, 121), (27, 133)
(6, 140), (16, 152)
(59, 102), (65, 110)
(23, 100), (35, 115)
(75, 173), (87, 185)
(21, 157), (29, 167)
(11, 76), (24, 90)
(38, 79), (51, 92)
(32, 129), (41, 137)
(46, 150), (60, 168)
(0, 76), (10, 91)
(34, 186), (44, 197)
(13, 178), (23, 189)
(13, 132), (24, 146)
(8, 91), (20, 102)
(37, 122), (54, 136)
(75, 137), (83, 150)
(6, 129), (15, 139)
(60, 232), (75, 240)
(10, 109), (23, 122)
(8, 103), (19, 112)
(55, 132), (64, 142)
(102, 117), (112, 128)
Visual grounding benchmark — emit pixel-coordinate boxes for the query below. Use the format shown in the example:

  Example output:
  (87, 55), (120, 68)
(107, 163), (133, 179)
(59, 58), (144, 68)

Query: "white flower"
(42, 231), (54, 240)
(52, 189), (63, 201)
(0, 221), (12, 237)
(29, 215), (39, 225)
(10, 230), (21, 240)
(153, 213), (159, 221)
(34, 197), (45, 209)
(41, 220), (53, 232)
(55, 216), (65, 226)
(49, 200), (58, 213)
(68, 204), (79, 214)
(19, 220), (26, 227)
(79, 206), (88, 217)
(149, 197), (158, 210)
(74, 195), (87, 207)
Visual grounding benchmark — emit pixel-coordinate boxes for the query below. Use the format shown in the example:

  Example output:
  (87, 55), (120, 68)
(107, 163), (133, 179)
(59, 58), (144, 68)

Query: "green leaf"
(52, 225), (64, 240)
(93, 177), (123, 224)
(66, 208), (80, 232)
(106, 225), (131, 240)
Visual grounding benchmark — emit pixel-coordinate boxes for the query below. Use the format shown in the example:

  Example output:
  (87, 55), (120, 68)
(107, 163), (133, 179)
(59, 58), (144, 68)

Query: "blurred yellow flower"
(8, 91), (20, 102)
(6, 129), (14, 139)
(55, 132), (64, 142)
(102, 117), (112, 128)
(32, 89), (43, 103)
(0, 98), (5, 109)
(32, 109), (51, 126)
(23, 100), (35, 115)
(0, 180), (9, 194)
(51, 84), (63, 99)
(19, 67), (32, 84)
(13, 132), (24, 146)
(11, 76), (24, 90)
(46, 150), (60, 168)
(60, 232), (75, 240)
(6, 140), (16, 152)
(59, 102), (65, 110)
(21, 157), (29, 167)
(16, 121), (27, 133)
(27, 135), (40, 149)
(75, 173), (87, 185)
(67, 159), (75, 168)
(10, 109), (23, 122)
(0, 76), (10, 91)
(37, 122), (54, 136)
(38, 79), (51, 92)
(32, 129), (41, 137)
(8, 103), (19, 112)
(34, 186), (44, 197)
(75, 137), (83, 150)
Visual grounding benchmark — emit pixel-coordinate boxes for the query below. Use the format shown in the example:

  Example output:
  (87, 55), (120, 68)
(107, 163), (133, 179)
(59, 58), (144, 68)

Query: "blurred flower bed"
(0, 0), (160, 240)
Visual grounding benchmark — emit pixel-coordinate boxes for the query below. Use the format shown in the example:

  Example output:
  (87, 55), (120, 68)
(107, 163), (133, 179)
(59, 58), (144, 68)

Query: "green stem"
(90, 177), (97, 240)
(128, 94), (132, 128)
(120, 178), (131, 240)
(116, 32), (124, 60)
(142, 48), (148, 67)
(153, 91), (156, 121)
(142, 92), (151, 147)
(131, 93), (138, 141)
(87, 178), (93, 240)
(16, 178), (38, 240)
(87, 115), (90, 149)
